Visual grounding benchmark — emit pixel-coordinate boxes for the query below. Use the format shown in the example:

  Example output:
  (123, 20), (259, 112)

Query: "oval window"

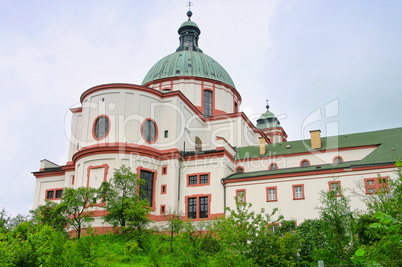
(93, 115), (110, 140)
(142, 119), (157, 143)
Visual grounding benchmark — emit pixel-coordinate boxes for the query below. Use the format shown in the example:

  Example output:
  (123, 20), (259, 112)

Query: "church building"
(32, 11), (402, 227)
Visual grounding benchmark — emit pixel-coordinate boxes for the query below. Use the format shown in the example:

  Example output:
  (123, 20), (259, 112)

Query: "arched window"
(301, 160), (310, 168)
(334, 156), (343, 165)
(203, 90), (212, 117)
(236, 166), (244, 174)
(195, 136), (202, 152)
(269, 163), (278, 171)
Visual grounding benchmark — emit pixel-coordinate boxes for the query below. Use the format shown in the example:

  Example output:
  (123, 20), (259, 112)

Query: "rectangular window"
(140, 170), (155, 208)
(186, 195), (210, 220)
(364, 177), (389, 194)
(55, 189), (63, 199)
(47, 190), (54, 200)
(200, 174), (209, 184)
(164, 130), (168, 138)
(329, 181), (341, 196)
(162, 166), (167, 175)
(161, 184), (167, 194)
(203, 90), (213, 117)
(188, 197), (197, 219)
(189, 175), (198, 185)
(187, 173), (210, 186)
(293, 184), (305, 200)
(45, 188), (63, 200)
(199, 196), (208, 218)
(160, 205), (166, 215)
(266, 186), (277, 202)
(236, 189), (246, 203)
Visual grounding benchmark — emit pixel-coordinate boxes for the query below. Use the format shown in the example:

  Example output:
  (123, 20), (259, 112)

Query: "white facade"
(32, 14), (402, 229)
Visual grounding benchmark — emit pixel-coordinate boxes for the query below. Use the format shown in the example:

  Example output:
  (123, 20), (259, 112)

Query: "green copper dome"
(142, 12), (236, 89)
(142, 51), (236, 88)
(256, 103), (283, 130)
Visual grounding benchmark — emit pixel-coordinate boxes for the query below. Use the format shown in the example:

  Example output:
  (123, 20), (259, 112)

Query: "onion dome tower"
(142, 11), (240, 117)
(256, 101), (288, 143)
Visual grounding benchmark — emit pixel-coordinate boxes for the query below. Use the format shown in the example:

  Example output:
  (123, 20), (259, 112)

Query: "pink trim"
(160, 205), (166, 215)
(140, 118), (159, 144)
(266, 186), (278, 202)
(222, 164), (397, 185)
(184, 194), (212, 221)
(235, 166), (244, 174)
(216, 136), (236, 152)
(92, 114), (111, 141)
(186, 172), (211, 187)
(237, 145), (378, 163)
(137, 166), (157, 211)
(269, 163), (279, 171)
(364, 177), (389, 195)
(292, 184), (305, 200)
(333, 155), (344, 164)
(161, 184), (167, 194)
(328, 181), (342, 196)
(70, 107), (82, 113)
(235, 189), (246, 203)
(87, 164), (109, 207)
(45, 188), (64, 200)
(300, 159), (311, 167)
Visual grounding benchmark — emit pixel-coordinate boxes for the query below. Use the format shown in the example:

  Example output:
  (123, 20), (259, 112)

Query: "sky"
(1, 0), (401, 217)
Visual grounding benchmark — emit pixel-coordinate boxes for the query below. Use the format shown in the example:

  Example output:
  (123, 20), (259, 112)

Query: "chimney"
(259, 137), (266, 155)
(310, 130), (321, 149)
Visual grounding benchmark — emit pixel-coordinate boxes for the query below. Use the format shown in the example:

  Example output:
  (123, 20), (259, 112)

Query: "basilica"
(33, 11), (402, 228)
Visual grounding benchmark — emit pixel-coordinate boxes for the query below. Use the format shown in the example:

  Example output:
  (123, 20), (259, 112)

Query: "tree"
(30, 201), (68, 232)
(315, 189), (357, 264)
(163, 210), (184, 252)
(58, 187), (97, 238)
(297, 219), (326, 266)
(101, 165), (143, 228)
(0, 208), (10, 232)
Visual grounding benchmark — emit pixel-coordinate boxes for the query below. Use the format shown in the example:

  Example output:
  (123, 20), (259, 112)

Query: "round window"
(142, 119), (157, 143)
(93, 115), (110, 140)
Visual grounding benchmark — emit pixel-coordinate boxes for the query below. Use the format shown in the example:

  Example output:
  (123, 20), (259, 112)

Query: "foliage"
(58, 187), (97, 239)
(163, 210), (184, 252)
(101, 165), (143, 228)
(297, 219), (326, 266)
(352, 162), (402, 265)
(315, 189), (357, 265)
(30, 201), (69, 232)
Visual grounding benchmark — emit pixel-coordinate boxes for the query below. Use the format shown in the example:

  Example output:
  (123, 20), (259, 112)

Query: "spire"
(176, 8), (203, 52)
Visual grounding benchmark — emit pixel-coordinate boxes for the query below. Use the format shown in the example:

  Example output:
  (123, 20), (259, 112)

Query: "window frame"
(235, 166), (244, 174)
(203, 89), (213, 117)
(185, 194), (211, 221)
(333, 155), (343, 164)
(236, 189), (246, 203)
(137, 167), (157, 211)
(364, 177), (389, 195)
(140, 118), (158, 144)
(266, 186), (278, 202)
(328, 181), (342, 197)
(186, 172), (211, 187)
(269, 163), (278, 171)
(300, 159), (310, 168)
(292, 184), (305, 200)
(161, 184), (167, 194)
(162, 166), (167, 175)
(92, 114), (111, 141)
(160, 205), (166, 215)
(45, 188), (64, 201)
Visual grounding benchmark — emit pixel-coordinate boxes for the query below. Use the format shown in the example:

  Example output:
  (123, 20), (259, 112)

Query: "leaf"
(355, 248), (364, 257)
